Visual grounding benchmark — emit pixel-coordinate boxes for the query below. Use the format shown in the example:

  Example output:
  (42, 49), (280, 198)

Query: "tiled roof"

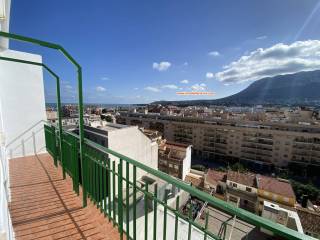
(296, 207), (320, 234)
(257, 175), (295, 199)
(227, 170), (256, 187)
(205, 169), (226, 186)
(159, 140), (188, 161)
(185, 173), (204, 189)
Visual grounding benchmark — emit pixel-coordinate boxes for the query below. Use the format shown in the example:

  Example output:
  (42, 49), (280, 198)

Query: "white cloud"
(162, 84), (178, 89)
(206, 72), (214, 79)
(191, 83), (207, 91)
(152, 61), (171, 71)
(64, 84), (73, 90)
(144, 86), (160, 92)
(101, 76), (110, 81)
(96, 86), (106, 92)
(180, 79), (189, 84)
(133, 87), (139, 90)
(208, 51), (220, 57)
(256, 35), (267, 40)
(215, 40), (320, 83)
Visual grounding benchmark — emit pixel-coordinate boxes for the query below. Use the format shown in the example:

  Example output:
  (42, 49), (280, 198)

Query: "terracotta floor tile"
(9, 154), (120, 240)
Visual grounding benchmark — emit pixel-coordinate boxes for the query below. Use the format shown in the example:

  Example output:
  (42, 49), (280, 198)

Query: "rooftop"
(296, 207), (320, 235)
(227, 171), (257, 188)
(159, 140), (190, 161)
(257, 175), (296, 199)
(205, 169), (227, 187)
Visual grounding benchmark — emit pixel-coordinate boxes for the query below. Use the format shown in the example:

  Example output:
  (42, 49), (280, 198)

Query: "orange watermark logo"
(176, 91), (215, 96)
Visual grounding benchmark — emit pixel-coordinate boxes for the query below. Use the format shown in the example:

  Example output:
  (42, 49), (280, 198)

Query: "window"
(229, 196), (238, 203)
(169, 163), (173, 168)
(246, 187), (252, 192)
(160, 160), (167, 165)
(232, 183), (237, 188)
(174, 165), (179, 170)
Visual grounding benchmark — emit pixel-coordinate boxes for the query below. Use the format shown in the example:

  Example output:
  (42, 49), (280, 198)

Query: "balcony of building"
(8, 153), (121, 240)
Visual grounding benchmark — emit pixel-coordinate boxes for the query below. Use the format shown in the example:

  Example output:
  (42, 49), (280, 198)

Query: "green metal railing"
(0, 31), (87, 206)
(1, 31), (311, 240)
(44, 124), (310, 240)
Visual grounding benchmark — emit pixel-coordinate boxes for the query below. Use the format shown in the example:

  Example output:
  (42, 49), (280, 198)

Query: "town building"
(257, 175), (296, 212)
(204, 169), (226, 197)
(202, 169), (296, 215)
(158, 140), (192, 180)
(261, 201), (304, 235)
(226, 171), (258, 213)
(71, 123), (159, 181)
(118, 113), (320, 168)
(297, 207), (320, 239)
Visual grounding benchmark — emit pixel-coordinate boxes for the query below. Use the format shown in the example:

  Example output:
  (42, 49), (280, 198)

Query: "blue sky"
(9, 0), (320, 104)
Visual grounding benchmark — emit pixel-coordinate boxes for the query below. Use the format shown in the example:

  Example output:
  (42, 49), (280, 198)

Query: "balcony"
(0, 31), (312, 240)
(9, 153), (121, 240)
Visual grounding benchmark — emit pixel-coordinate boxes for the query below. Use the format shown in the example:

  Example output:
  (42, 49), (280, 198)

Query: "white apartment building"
(118, 113), (320, 168)
(71, 123), (159, 182)
(261, 201), (304, 236)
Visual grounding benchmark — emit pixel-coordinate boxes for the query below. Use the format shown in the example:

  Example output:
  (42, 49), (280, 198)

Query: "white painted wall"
(182, 145), (192, 180)
(0, 145), (14, 240)
(226, 180), (258, 194)
(108, 125), (158, 181)
(0, 0), (10, 49)
(0, 49), (46, 159)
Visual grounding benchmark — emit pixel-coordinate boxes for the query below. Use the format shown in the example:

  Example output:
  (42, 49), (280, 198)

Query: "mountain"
(152, 70), (320, 106)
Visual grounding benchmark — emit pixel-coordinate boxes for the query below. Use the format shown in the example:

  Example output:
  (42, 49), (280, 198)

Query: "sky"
(8, 0), (320, 104)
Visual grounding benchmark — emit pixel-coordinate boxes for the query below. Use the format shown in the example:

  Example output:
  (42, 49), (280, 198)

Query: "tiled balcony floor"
(9, 153), (121, 240)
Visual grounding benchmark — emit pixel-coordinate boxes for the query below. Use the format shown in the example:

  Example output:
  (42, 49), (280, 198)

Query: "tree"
(191, 164), (206, 171)
(230, 163), (247, 173)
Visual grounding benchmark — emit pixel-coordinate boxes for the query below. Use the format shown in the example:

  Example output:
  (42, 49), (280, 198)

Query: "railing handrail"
(0, 31), (87, 206)
(5, 120), (46, 148)
(0, 31), (80, 68)
(52, 123), (310, 240)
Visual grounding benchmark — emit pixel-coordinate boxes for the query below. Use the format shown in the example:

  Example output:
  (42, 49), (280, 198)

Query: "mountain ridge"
(152, 70), (320, 106)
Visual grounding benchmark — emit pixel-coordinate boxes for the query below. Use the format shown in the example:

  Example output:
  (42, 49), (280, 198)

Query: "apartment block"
(158, 140), (191, 180)
(70, 123), (159, 182)
(118, 113), (320, 167)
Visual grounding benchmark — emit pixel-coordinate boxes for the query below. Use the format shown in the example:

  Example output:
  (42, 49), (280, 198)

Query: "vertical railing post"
(163, 190), (168, 240)
(126, 162), (130, 238)
(204, 211), (209, 240)
(133, 165), (137, 240)
(144, 183), (149, 240)
(118, 159), (124, 240)
(188, 206), (192, 240)
(174, 196), (179, 240)
(77, 67), (87, 207)
(153, 184), (158, 240)
(56, 75), (65, 179)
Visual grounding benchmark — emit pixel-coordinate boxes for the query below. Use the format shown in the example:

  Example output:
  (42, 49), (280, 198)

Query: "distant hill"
(152, 70), (320, 106)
